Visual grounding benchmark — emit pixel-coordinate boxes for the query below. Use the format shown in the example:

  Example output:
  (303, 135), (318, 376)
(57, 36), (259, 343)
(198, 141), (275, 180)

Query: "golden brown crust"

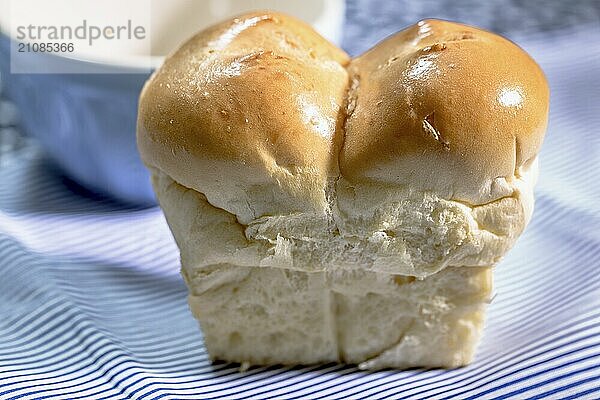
(341, 19), (549, 203)
(137, 15), (549, 217)
(137, 12), (349, 222)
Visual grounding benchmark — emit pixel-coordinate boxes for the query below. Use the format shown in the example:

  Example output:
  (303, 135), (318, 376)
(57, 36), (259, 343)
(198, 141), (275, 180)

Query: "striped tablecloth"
(0, 25), (599, 400)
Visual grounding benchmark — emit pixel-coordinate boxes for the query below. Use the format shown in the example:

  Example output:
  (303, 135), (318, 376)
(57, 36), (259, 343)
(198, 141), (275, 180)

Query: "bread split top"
(137, 12), (549, 278)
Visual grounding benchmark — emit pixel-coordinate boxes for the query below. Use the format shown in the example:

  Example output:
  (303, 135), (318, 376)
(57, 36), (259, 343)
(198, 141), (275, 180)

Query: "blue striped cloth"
(1, 26), (599, 399)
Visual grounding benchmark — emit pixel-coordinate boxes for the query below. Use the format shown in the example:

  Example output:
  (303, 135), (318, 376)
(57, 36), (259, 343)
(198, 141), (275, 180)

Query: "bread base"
(187, 264), (490, 369)
(151, 168), (494, 369)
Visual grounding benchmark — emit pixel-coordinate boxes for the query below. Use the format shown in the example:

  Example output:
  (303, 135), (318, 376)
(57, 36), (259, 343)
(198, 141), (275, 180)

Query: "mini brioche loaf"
(137, 12), (549, 369)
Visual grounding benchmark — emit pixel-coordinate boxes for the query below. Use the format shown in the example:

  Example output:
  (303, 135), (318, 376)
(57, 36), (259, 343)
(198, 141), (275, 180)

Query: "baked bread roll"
(137, 12), (549, 369)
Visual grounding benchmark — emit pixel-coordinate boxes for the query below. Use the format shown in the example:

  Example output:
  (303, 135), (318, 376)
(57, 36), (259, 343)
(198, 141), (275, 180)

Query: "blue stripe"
(449, 352), (600, 400)
(492, 363), (600, 400)
(558, 385), (600, 400)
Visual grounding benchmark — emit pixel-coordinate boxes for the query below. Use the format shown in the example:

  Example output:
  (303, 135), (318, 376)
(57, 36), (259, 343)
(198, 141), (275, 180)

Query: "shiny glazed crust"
(343, 19), (549, 204)
(137, 12), (549, 219)
(138, 13), (349, 223)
